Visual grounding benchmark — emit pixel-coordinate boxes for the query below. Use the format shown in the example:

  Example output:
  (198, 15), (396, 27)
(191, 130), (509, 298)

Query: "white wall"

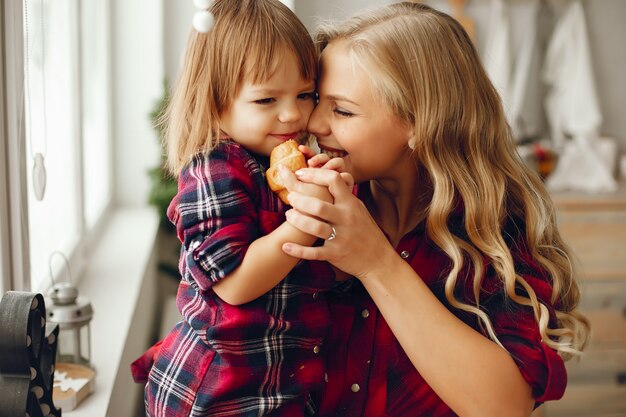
(295, 0), (395, 33)
(163, 1), (196, 87)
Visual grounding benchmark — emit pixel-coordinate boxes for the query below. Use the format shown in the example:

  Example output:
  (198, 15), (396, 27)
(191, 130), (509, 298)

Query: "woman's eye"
(333, 107), (354, 117)
(254, 98), (275, 105)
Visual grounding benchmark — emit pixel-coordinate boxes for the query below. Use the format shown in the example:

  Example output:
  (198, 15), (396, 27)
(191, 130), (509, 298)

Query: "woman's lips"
(318, 143), (348, 158)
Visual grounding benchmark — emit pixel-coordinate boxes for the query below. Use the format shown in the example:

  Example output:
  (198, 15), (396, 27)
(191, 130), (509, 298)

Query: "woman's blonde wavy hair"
(316, 2), (589, 358)
(164, 0), (317, 175)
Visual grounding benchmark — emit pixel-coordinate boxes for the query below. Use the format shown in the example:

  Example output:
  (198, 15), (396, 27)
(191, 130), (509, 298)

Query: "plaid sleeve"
(484, 242), (567, 403)
(490, 302), (566, 403)
(167, 146), (260, 292)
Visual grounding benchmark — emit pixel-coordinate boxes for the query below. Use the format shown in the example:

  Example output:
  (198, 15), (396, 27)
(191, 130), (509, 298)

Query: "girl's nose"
(278, 101), (302, 123)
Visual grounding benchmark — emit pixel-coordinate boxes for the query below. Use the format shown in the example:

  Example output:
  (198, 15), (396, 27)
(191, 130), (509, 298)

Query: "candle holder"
(45, 252), (93, 368)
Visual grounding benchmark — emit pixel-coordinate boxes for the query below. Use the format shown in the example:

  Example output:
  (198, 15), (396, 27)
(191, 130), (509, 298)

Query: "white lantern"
(45, 253), (93, 367)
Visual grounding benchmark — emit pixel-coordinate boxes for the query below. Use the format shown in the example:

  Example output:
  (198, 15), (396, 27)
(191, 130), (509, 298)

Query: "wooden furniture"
(533, 182), (626, 417)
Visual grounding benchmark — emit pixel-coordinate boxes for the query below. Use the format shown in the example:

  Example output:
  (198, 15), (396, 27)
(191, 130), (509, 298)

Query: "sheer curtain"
(23, 0), (112, 291)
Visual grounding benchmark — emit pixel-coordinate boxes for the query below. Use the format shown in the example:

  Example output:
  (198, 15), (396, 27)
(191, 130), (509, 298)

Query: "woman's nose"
(307, 104), (329, 137)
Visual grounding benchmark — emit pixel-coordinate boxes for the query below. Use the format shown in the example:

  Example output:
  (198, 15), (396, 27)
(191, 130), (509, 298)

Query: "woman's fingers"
(286, 192), (340, 224)
(283, 242), (328, 261)
(285, 209), (335, 240)
(294, 168), (354, 201)
(282, 242), (328, 261)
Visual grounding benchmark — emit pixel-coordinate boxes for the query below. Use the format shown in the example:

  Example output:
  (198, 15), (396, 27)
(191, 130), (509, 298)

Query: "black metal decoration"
(0, 291), (61, 417)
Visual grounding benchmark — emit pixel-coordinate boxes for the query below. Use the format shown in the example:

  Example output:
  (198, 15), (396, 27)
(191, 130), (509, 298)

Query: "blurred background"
(0, 1), (624, 416)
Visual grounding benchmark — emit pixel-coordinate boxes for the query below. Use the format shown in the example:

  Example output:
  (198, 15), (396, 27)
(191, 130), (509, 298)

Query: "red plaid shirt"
(312, 186), (567, 417)
(135, 141), (335, 417)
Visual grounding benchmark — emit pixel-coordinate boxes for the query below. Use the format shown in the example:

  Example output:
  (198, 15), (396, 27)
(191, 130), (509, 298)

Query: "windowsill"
(62, 207), (160, 417)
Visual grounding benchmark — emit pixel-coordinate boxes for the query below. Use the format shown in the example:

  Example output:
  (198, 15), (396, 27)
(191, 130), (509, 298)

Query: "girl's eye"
(298, 91), (318, 101)
(333, 107), (354, 117)
(254, 98), (275, 105)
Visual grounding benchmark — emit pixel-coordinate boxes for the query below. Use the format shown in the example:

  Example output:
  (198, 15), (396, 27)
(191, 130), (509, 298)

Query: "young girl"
(132, 1), (336, 416)
(279, 2), (591, 416)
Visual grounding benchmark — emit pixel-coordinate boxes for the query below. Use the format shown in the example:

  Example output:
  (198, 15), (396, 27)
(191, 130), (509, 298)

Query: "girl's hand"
(298, 144), (347, 172)
(279, 168), (392, 280)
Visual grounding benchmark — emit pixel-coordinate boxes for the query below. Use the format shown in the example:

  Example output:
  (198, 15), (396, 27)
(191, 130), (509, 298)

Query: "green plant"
(147, 80), (177, 228)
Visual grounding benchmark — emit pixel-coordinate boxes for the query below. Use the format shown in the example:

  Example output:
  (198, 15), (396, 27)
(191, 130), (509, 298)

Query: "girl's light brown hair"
(317, 2), (589, 358)
(165, 0), (317, 175)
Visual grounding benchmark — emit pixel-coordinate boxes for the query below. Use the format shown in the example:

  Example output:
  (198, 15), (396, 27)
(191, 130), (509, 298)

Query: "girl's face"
(308, 41), (413, 183)
(220, 51), (316, 157)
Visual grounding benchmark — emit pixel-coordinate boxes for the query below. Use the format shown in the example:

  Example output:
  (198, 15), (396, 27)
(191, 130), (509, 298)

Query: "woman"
(279, 3), (590, 416)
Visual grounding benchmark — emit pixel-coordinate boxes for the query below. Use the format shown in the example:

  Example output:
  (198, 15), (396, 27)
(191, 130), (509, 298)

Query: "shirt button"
(313, 345), (321, 354)
(351, 383), (360, 393)
(400, 250), (410, 259)
(312, 292), (319, 299)
(361, 309), (370, 318)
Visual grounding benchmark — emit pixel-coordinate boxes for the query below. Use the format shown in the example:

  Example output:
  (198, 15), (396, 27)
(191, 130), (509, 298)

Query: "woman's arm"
(358, 253), (534, 417)
(280, 168), (535, 417)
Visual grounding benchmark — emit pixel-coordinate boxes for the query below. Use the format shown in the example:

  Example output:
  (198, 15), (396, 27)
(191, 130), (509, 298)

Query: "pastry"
(266, 139), (306, 204)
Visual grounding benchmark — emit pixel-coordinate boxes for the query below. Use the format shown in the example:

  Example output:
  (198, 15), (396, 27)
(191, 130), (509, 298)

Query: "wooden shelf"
(538, 181), (626, 416)
(551, 180), (626, 212)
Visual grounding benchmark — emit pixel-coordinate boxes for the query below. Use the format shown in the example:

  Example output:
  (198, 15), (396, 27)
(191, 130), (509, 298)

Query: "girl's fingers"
(285, 209), (335, 240)
(277, 165), (304, 193)
(307, 153), (331, 168)
(340, 172), (355, 188)
(298, 144), (318, 160)
(320, 157), (345, 172)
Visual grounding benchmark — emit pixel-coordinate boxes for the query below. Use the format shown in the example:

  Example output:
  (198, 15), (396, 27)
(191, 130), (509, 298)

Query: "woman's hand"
(274, 146), (347, 205)
(276, 165), (333, 204)
(279, 167), (394, 280)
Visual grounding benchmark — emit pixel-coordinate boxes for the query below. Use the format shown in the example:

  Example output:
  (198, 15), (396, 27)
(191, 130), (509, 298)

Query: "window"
(19, 0), (112, 291)
(81, 0), (112, 229)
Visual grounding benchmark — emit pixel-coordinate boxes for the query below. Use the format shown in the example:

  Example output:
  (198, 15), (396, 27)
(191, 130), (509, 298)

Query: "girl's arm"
(212, 167), (332, 306)
(279, 168), (535, 417)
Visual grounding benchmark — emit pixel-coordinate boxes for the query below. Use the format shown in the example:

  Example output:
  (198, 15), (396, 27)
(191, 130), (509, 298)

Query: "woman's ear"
(408, 136), (416, 150)
(407, 126), (416, 150)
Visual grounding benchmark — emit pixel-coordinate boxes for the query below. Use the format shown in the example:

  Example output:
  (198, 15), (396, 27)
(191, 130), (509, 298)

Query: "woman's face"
(307, 41), (413, 183)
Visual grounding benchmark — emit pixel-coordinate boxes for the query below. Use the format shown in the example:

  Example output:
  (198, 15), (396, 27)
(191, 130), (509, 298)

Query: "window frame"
(1, 0), (114, 293)
(1, 0), (30, 293)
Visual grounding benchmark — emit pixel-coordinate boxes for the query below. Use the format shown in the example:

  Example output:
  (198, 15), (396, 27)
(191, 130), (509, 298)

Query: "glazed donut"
(266, 140), (306, 204)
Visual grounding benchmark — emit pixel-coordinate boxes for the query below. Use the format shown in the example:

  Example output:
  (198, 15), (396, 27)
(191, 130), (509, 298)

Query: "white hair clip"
(193, 0), (215, 33)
